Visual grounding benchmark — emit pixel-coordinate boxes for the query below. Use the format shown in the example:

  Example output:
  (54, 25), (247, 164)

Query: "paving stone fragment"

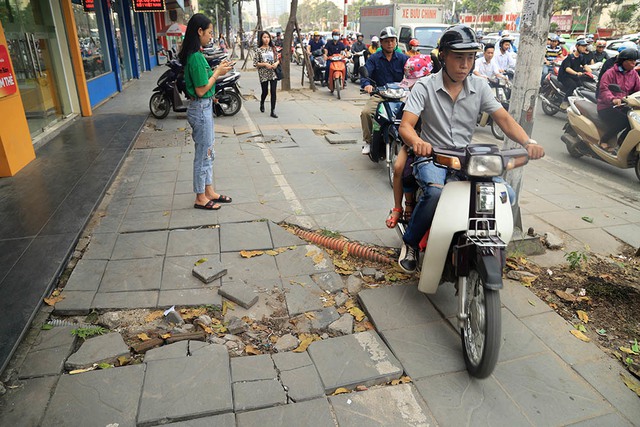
(144, 341), (189, 362)
(328, 313), (354, 335)
(544, 231), (564, 249)
(219, 281), (258, 308)
(280, 365), (325, 402)
(65, 332), (130, 370)
(98, 311), (122, 329)
(506, 270), (538, 281)
(361, 267), (377, 277)
(158, 288), (222, 307)
(283, 275), (325, 316)
(165, 309), (184, 325)
(192, 259), (227, 283)
(267, 221), (306, 247)
(220, 221), (273, 252)
(311, 271), (344, 294)
(138, 344), (232, 425)
(197, 314), (212, 326)
(334, 292), (348, 307)
(346, 274), (364, 295)
(233, 379), (287, 412)
(275, 245), (333, 278)
(275, 333), (299, 352)
(227, 316), (248, 334)
(0, 376), (57, 427)
(273, 351), (313, 372)
(231, 354), (277, 382)
(52, 290), (95, 315)
(310, 307), (340, 330)
(308, 331), (403, 393)
(19, 326), (76, 378)
(330, 384), (435, 426)
(42, 364), (145, 427)
(92, 290), (159, 310)
(235, 397), (335, 427)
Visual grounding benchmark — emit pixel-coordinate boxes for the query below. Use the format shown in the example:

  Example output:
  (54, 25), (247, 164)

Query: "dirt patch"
(509, 247), (640, 379)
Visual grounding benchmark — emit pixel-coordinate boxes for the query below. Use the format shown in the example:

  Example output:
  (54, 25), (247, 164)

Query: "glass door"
(110, 6), (131, 82)
(1, 0), (65, 137)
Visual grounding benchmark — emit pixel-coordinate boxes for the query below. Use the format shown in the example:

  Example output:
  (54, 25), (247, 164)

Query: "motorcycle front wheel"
(149, 93), (171, 119)
(216, 91), (242, 116)
(335, 77), (341, 100)
(387, 134), (400, 188)
(461, 269), (501, 379)
(490, 119), (505, 141)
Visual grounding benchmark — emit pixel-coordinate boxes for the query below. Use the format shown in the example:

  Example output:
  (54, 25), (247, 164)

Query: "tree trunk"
(255, 0), (262, 31)
(225, 0), (231, 53)
(504, 0), (554, 231)
(238, 1), (244, 60)
(280, 0), (298, 91)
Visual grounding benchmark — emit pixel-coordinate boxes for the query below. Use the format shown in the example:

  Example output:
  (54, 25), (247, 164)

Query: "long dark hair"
(178, 13), (212, 65)
(258, 31), (273, 48)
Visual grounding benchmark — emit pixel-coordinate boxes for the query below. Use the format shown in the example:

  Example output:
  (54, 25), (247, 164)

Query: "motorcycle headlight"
(379, 87), (406, 99)
(476, 183), (495, 214)
(467, 155), (504, 177)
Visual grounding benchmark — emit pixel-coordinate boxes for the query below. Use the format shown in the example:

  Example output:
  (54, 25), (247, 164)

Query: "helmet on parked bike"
(400, 54), (433, 89)
(379, 27), (398, 40)
(618, 41), (637, 52)
(409, 38), (420, 47)
(437, 25), (482, 53)
(617, 48), (639, 63)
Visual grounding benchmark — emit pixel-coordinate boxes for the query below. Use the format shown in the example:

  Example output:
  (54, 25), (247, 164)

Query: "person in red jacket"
(597, 48), (640, 151)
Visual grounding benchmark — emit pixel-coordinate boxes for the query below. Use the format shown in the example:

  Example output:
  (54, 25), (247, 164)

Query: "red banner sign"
(0, 45), (18, 99)
(132, 0), (166, 12)
(82, 0), (95, 12)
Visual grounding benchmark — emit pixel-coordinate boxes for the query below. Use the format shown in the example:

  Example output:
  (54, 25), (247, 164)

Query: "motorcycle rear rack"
(465, 218), (506, 248)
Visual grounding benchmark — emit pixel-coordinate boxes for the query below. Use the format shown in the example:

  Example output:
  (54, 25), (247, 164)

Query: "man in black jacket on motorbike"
(396, 25), (545, 273)
(558, 39), (592, 110)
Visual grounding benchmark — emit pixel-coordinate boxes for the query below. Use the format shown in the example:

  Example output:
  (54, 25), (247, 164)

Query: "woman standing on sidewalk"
(253, 31), (280, 118)
(179, 13), (233, 210)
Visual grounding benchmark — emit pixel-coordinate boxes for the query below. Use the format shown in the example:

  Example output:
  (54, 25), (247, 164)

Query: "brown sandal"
(386, 208), (403, 228)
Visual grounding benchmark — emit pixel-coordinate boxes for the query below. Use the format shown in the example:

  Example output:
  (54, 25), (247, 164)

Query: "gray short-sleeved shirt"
(403, 71), (502, 149)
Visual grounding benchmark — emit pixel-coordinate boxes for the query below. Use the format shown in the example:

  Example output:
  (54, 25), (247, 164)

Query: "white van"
(398, 23), (449, 55)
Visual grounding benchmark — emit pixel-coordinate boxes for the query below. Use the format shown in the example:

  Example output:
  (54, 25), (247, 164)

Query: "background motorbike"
(539, 71), (596, 116)
(477, 78), (511, 140)
(347, 50), (365, 83)
(408, 144), (530, 378)
(304, 49), (326, 87)
(292, 43), (304, 65)
(562, 84), (640, 181)
(327, 54), (347, 99)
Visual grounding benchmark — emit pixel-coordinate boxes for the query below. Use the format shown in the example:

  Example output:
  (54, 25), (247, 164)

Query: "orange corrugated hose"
(293, 228), (395, 265)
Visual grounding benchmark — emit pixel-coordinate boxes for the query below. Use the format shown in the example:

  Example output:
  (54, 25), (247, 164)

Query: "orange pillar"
(0, 21), (35, 177)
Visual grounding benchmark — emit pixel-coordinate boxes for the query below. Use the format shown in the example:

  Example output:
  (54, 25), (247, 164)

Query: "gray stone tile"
(100, 258), (163, 292)
(220, 221), (273, 252)
(572, 356), (640, 422)
(65, 332), (130, 370)
(308, 331), (403, 394)
(425, 281), (458, 319)
(380, 322), (466, 380)
(158, 288), (221, 308)
(174, 179), (193, 195)
(138, 344), (232, 425)
(220, 252), (281, 288)
(144, 341), (190, 362)
(111, 231), (169, 260)
(501, 278), (553, 318)
(233, 379), (287, 412)
(42, 364), (145, 427)
(166, 229), (220, 256)
(163, 413), (236, 426)
(520, 311), (604, 366)
(268, 221), (306, 247)
(231, 354), (277, 382)
(272, 351), (313, 371)
(275, 245), (333, 279)
(133, 180), (176, 198)
(216, 204), (264, 224)
(92, 291), (159, 310)
(53, 290), (96, 315)
(119, 210), (171, 233)
(83, 233), (117, 259)
(18, 326), (76, 379)
(235, 398), (335, 427)
(127, 194), (174, 213)
(282, 275), (325, 317)
(0, 376), (58, 427)
(280, 365), (325, 402)
(494, 353), (611, 426)
(330, 384), (435, 427)
(565, 412), (634, 427)
(359, 285), (441, 332)
(311, 271), (345, 294)
(499, 308), (547, 362)
(603, 223), (640, 248)
(162, 255), (220, 290)
(309, 307), (340, 330)
(218, 281), (258, 308)
(64, 259), (108, 292)
(138, 170), (178, 185)
(192, 258), (227, 283)
(168, 207), (219, 229)
(414, 371), (530, 426)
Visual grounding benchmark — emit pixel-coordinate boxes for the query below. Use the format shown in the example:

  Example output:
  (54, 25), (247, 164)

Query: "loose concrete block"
(233, 379), (287, 412)
(192, 259), (227, 284)
(0, 376), (58, 426)
(231, 354), (277, 382)
(310, 307), (340, 330)
(273, 351), (313, 372)
(144, 341), (189, 362)
(280, 365), (325, 402)
(236, 398), (335, 427)
(65, 332), (130, 370)
(311, 271), (344, 294)
(19, 326), (76, 378)
(218, 281), (258, 308)
(328, 313), (353, 335)
(274, 333), (299, 352)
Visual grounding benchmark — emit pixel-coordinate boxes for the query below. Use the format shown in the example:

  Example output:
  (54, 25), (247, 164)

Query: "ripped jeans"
(402, 159), (515, 249)
(187, 97), (215, 194)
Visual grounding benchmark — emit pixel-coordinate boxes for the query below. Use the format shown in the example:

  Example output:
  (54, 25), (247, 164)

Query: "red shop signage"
(132, 0), (166, 12)
(0, 45), (18, 99)
(82, 0), (95, 12)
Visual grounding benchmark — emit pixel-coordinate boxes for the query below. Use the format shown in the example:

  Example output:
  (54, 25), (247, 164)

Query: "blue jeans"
(541, 64), (553, 85)
(187, 98), (215, 194)
(402, 159), (516, 248)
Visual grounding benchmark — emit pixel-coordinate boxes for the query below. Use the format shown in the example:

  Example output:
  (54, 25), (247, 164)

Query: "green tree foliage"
(460, 0), (504, 16)
(609, 4), (640, 33)
(297, 0), (343, 31)
(349, 0), (378, 25)
(279, 12), (290, 29)
(552, 0), (623, 15)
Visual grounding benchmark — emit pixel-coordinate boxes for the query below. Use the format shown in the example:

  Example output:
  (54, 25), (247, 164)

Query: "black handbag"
(274, 64), (283, 80)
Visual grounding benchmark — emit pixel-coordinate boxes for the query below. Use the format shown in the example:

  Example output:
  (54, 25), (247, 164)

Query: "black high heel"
(270, 111), (278, 118)
(260, 102), (265, 113)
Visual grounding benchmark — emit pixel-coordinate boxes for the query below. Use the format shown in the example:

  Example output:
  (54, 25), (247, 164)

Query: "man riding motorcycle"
(494, 36), (516, 77)
(593, 39), (610, 63)
(396, 25), (545, 272)
(360, 27), (409, 155)
(323, 29), (349, 87)
(407, 39), (420, 57)
(542, 34), (562, 84)
(368, 36), (379, 55)
(558, 39), (592, 110)
(351, 33), (368, 60)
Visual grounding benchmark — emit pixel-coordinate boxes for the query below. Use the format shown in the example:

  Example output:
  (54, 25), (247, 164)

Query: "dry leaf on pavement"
(348, 307), (366, 322)
(137, 333), (151, 341)
(619, 346), (638, 355)
(240, 250), (264, 258)
(293, 337), (314, 352)
(145, 310), (164, 322)
(576, 310), (589, 323)
(332, 387), (350, 395)
(570, 329), (591, 342)
(620, 373), (640, 397)
(555, 290), (578, 303)
(245, 345), (262, 355)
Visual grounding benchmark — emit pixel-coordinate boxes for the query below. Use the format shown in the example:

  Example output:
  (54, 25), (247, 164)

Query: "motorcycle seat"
(550, 75), (565, 90)
(580, 90), (597, 103)
(575, 100), (607, 130)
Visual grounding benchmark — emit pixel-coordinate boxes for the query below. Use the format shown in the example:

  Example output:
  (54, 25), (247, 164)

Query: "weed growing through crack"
(71, 326), (107, 340)
(565, 250), (588, 270)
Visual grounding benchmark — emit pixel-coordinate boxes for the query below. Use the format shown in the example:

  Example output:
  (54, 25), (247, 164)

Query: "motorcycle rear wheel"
(149, 93), (171, 119)
(461, 269), (501, 379)
(541, 100), (560, 116)
(635, 156), (640, 182)
(217, 91), (242, 116)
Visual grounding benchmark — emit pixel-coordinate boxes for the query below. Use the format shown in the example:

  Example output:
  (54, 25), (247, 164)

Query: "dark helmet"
(575, 39), (588, 47)
(617, 48), (639, 64)
(437, 25), (482, 53)
(356, 32), (363, 38)
(379, 26), (398, 40)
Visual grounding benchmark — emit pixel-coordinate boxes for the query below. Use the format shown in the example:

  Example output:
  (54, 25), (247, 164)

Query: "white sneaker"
(361, 144), (371, 155)
(560, 101), (569, 110)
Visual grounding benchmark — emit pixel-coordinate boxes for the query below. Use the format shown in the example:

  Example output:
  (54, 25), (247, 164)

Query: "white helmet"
(371, 36), (379, 43)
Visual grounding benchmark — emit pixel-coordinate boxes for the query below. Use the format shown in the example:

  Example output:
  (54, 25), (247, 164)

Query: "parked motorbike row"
(149, 47), (242, 120)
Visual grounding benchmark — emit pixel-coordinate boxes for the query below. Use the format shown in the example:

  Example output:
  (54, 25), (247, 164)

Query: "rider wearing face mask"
(407, 39), (420, 57)
(323, 29), (348, 86)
